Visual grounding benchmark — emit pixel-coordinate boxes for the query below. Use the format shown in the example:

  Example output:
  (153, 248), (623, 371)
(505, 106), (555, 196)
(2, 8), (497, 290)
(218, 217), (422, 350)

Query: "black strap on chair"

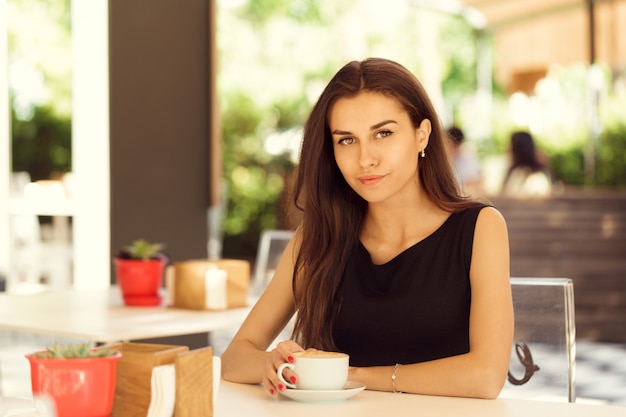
(507, 342), (540, 385)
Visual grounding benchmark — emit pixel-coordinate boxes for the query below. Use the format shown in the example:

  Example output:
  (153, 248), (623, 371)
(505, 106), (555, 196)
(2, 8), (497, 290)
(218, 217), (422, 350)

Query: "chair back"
(253, 230), (294, 295)
(500, 277), (576, 402)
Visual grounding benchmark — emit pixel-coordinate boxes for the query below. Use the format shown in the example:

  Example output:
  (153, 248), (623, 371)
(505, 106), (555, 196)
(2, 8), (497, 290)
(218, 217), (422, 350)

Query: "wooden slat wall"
(488, 190), (626, 343)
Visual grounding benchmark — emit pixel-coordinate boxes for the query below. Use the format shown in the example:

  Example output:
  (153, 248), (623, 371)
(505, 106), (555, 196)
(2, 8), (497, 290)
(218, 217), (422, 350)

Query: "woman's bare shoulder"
(476, 205), (507, 227)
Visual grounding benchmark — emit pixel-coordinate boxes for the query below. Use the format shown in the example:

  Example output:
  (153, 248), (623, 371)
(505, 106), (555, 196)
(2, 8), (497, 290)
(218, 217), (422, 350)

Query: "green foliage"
(221, 90), (297, 249)
(118, 239), (165, 261)
(440, 17), (477, 103)
(9, 0), (72, 181)
(11, 103), (71, 181)
(241, 0), (324, 24)
(8, 0), (72, 117)
(33, 342), (117, 359)
(547, 147), (585, 186)
(535, 127), (588, 186)
(219, 70), (301, 252)
(596, 123), (626, 187)
(273, 96), (311, 130)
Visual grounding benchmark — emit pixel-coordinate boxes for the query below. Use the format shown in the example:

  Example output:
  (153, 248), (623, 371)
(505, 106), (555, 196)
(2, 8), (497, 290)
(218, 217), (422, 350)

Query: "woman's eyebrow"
(331, 119), (397, 136)
(371, 119), (397, 130)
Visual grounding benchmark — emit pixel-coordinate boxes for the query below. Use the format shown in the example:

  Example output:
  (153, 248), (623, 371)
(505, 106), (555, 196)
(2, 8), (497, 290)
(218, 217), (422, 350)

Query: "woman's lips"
(358, 175), (384, 186)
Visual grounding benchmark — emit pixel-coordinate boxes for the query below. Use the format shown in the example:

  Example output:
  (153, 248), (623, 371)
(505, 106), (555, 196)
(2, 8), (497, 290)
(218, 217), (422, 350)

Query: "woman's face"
(329, 92), (431, 205)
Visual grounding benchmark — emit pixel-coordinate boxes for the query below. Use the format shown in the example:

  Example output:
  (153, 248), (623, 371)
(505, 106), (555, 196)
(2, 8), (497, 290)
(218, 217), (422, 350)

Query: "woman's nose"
(359, 143), (378, 167)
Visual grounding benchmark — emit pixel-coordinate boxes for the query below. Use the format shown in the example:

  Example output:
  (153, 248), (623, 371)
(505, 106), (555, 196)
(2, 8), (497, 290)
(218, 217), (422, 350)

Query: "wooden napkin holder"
(109, 342), (214, 417)
(110, 343), (188, 417)
(175, 346), (214, 417)
(166, 259), (250, 310)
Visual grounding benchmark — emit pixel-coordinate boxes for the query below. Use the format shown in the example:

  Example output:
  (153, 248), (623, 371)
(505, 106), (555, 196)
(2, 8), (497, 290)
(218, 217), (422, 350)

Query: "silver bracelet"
(391, 363), (401, 393)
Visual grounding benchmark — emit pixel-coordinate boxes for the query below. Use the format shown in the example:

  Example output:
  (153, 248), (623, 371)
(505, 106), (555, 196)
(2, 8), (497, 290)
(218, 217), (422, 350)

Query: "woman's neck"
(360, 194), (449, 264)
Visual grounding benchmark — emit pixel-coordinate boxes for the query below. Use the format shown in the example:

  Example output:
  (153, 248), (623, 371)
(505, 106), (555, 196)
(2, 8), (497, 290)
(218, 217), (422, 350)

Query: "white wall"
(0, 0), (111, 291)
(0, 0), (11, 284)
(71, 0), (111, 290)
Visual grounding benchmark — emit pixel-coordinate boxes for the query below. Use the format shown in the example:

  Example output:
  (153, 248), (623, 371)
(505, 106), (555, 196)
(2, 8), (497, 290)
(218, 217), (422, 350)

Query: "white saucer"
(280, 381), (366, 403)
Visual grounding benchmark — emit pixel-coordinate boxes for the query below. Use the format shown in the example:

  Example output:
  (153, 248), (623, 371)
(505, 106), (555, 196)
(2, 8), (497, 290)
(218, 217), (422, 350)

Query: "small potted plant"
(26, 342), (121, 417)
(114, 238), (168, 306)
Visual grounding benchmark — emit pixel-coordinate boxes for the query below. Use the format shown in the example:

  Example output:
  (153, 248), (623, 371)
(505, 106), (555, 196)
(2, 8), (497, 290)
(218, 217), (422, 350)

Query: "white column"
(0, 0), (10, 284)
(71, 0), (111, 290)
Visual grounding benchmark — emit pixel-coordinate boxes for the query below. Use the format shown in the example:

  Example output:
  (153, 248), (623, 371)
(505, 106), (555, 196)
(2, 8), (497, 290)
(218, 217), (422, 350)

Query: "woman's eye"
(338, 137), (355, 145)
(376, 130), (392, 139)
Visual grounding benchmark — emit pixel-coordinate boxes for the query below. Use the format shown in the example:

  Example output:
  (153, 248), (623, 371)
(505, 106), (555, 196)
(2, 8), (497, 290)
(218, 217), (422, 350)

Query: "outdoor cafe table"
(0, 286), (250, 343)
(215, 380), (626, 417)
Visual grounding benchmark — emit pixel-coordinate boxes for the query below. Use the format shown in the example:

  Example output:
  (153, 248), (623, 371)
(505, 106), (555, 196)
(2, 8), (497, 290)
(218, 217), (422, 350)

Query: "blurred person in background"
(447, 126), (483, 196)
(501, 131), (552, 197)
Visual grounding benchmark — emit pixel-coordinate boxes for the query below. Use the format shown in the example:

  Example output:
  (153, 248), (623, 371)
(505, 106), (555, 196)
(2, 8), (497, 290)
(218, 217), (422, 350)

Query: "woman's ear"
(417, 119), (432, 150)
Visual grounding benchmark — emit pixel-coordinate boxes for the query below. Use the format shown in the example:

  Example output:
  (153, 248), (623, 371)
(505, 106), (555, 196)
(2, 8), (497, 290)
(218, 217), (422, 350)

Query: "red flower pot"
(27, 352), (121, 417)
(114, 257), (167, 306)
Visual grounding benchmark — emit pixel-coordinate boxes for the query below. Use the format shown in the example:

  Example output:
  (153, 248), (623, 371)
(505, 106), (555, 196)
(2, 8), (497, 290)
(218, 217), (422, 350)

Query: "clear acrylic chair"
(250, 230), (297, 348)
(500, 277), (576, 403)
(253, 230), (294, 295)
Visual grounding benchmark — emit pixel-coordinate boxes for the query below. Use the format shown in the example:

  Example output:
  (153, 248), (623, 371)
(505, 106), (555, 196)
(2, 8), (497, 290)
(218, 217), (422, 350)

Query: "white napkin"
(147, 365), (175, 417)
(147, 356), (221, 417)
(205, 268), (228, 310)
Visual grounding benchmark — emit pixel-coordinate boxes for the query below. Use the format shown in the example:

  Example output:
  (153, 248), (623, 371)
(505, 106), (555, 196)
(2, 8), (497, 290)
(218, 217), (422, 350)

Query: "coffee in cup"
(277, 351), (349, 390)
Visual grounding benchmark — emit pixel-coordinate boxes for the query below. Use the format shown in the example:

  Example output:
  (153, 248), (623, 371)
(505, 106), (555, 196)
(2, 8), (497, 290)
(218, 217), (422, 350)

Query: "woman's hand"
(264, 340), (304, 396)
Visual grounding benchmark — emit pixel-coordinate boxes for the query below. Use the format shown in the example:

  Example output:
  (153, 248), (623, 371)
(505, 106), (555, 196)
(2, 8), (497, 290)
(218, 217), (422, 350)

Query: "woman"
(221, 58), (513, 399)
(501, 131), (552, 197)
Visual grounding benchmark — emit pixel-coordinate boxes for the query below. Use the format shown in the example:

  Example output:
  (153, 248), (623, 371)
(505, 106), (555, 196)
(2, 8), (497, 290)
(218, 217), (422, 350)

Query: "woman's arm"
(349, 207), (514, 399)
(221, 231), (302, 385)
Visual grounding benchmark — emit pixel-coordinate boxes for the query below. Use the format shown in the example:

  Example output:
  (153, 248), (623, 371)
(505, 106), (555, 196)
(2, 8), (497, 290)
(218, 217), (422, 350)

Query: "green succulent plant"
(32, 342), (118, 359)
(118, 238), (165, 260)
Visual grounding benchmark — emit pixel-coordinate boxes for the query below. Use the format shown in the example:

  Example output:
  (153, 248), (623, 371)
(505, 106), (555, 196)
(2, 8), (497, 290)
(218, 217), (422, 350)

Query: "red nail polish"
(287, 355), (295, 363)
(269, 388), (276, 395)
(290, 376), (297, 384)
(278, 384), (285, 391)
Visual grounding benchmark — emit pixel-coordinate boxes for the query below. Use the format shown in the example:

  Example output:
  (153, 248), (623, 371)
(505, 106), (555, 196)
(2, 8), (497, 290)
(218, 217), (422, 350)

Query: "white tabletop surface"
(3, 381), (624, 417)
(0, 287), (250, 343)
(214, 380), (626, 417)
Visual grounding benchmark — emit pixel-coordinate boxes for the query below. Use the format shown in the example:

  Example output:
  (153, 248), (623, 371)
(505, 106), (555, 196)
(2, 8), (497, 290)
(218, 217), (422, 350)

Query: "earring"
(421, 149), (426, 158)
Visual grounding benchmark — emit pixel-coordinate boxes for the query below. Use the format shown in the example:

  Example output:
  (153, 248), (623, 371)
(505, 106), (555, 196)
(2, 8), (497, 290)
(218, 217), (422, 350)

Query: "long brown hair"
(291, 58), (477, 350)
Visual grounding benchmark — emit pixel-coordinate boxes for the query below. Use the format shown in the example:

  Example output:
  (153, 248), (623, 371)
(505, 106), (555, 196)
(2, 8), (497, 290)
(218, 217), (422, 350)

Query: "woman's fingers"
(277, 363), (298, 386)
(264, 358), (283, 395)
(263, 340), (304, 396)
(262, 373), (278, 396)
(275, 340), (304, 362)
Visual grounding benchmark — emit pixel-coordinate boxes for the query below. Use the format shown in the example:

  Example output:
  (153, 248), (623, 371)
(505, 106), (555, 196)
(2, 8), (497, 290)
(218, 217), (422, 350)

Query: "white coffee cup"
(277, 351), (349, 390)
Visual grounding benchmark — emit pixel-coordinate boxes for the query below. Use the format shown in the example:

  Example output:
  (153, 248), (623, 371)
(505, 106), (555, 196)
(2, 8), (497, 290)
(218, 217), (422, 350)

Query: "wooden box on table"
(109, 342), (214, 417)
(166, 259), (250, 310)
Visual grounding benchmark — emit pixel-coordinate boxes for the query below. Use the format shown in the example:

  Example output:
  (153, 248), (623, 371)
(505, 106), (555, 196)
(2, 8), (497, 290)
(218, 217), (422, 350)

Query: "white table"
(0, 287), (249, 343)
(3, 381), (624, 417)
(215, 381), (626, 417)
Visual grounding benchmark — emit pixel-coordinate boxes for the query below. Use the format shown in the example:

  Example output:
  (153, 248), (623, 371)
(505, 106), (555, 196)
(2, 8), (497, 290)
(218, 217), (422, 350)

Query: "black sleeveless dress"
(333, 204), (487, 367)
